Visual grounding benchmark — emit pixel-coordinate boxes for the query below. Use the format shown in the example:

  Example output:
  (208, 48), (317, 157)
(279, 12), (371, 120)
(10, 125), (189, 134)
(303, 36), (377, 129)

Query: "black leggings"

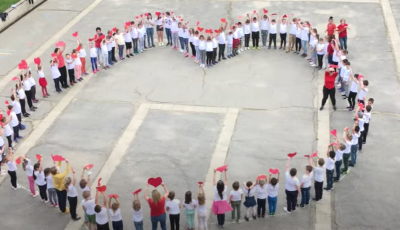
(280, 33), (287, 47)
(12, 126), (19, 139)
(295, 37), (302, 51)
(190, 42), (196, 56)
(206, 51), (213, 65)
(25, 89), (33, 108)
(252, 31), (260, 47)
(321, 86), (336, 107)
(19, 99), (27, 115)
(169, 214), (180, 230)
(244, 34), (250, 47)
(269, 34), (277, 47)
(218, 44), (225, 59)
(8, 170), (17, 188)
(213, 48), (217, 62)
(68, 196), (78, 219)
(348, 91), (357, 108)
(257, 198), (266, 216)
(6, 135), (12, 148)
(317, 54), (324, 68)
(68, 69), (75, 83)
(111, 47), (117, 61)
(38, 184), (48, 201)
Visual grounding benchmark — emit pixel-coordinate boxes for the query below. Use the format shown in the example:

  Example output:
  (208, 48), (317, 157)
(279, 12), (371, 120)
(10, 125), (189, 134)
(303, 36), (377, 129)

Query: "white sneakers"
(283, 207), (292, 213)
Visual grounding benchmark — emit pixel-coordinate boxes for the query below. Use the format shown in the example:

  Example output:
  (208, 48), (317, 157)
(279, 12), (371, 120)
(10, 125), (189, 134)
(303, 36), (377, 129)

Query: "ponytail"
(33, 171), (37, 180)
(218, 191), (223, 200)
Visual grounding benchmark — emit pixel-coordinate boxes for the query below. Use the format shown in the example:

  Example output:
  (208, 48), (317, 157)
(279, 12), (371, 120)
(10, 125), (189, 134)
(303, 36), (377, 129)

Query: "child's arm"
(224, 169), (228, 185)
(228, 194), (232, 204)
(286, 157), (291, 171)
(95, 190), (100, 204)
(102, 192), (107, 208)
(144, 184), (149, 200)
(58, 161), (70, 178)
(308, 157), (314, 168)
(277, 172), (280, 183)
(71, 168), (76, 186)
(162, 183), (169, 198)
(213, 170), (217, 186)
(81, 168), (85, 180)
(268, 174), (271, 184)
(108, 197), (112, 209)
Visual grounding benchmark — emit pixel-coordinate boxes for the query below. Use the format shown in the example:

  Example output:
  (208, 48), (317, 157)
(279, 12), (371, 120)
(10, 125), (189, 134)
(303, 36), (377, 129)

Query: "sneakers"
(319, 106), (324, 111)
(244, 216), (249, 221)
(283, 207), (292, 213)
(44, 200), (49, 203)
(54, 204), (59, 208)
(236, 219), (241, 224)
(73, 217), (82, 221)
(312, 198), (319, 201)
(323, 187), (332, 191)
(252, 215), (256, 220)
(32, 193), (38, 197)
(62, 207), (70, 214)
(230, 219), (235, 223)
(257, 47), (260, 50)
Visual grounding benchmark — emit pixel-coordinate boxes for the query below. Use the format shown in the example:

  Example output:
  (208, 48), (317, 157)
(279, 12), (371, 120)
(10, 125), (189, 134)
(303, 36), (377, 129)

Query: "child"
(316, 38), (326, 70)
(347, 73), (360, 111)
(76, 37), (88, 75)
(124, 26), (133, 58)
(189, 28), (196, 58)
(217, 23), (228, 60)
(66, 53), (75, 85)
(193, 31), (200, 62)
(182, 23), (190, 57)
(227, 31), (233, 58)
(205, 36), (213, 68)
(250, 12), (260, 49)
(27, 71), (38, 103)
(183, 191), (196, 230)
(237, 22), (244, 52)
(89, 42), (99, 73)
(242, 180), (256, 221)
(309, 31), (318, 67)
(299, 164), (313, 207)
(5, 147), (21, 190)
(198, 35), (206, 68)
(283, 157), (300, 213)
(243, 18), (251, 50)
(261, 14), (269, 47)
(298, 21), (310, 57)
(308, 157), (325, 201)
(348, 124), (360, 167)
(44, 167), (58, 207)
(79, 167), (91, 191)
(33, 160), (48, 202)
(95, 191), (110, 230)
(256, 176), (268, 218)
(341, 129), (352, 175)
(333, 138), (345, 182)
(340, 61), (350, 99)
(267, 173), (279, 215)
(178, 22), (184, 52)
(268, 19), (277, 49)
(295, 22), (302, 54)
(21, 73), (36, 111)
(362, 105), (372, 144)
(166, 191), (181, 230)
(212, 34), (218, 64)
(8, 105), (22, 143)
(171, 16), (179, 50)
(66, 169), (81, 221)
(72, 49), (83, 82)
(21, 156), (37, 196)
(132, 193), (144, 230)
(232, 26), (240, 56)
(212, 168), (232, 228)
(357, 112), (366, 152)
(82, 191), (96, 230)
(138, 23), (145, 53)
(229, 181), (243, 223)
(114, 29), (126, 59)
(197, 184), (207, 230)
(358, 79), (369, 105)
(0, 139), (5, 175)
(279, 16), (287, 50)
(100, 38), (110, 69)
(131, 22), (139, 55)
(108, 196), (123, 230)
(1, 115), (13, 148)
(12, 87), (29, 120)
(164, 12), (172, 46)
(337, 49), (348, 86)
(50, 59), (62, 93)
(156, 13), (164, 46)
(106, 35), (115, 66)
(324, 146), (336, 191)
(36, 64), (49, 97)
(288, 17), (297, 52)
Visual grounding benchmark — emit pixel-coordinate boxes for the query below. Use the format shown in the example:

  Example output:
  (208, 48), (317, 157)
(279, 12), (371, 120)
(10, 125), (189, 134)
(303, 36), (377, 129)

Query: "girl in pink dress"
(212, 168), (232, 228)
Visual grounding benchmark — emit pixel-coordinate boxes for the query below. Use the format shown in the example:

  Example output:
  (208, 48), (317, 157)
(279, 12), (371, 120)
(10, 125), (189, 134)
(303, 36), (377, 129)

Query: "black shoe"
(66, 85), (70, 88)
(23, 113), (30, 117)
(30, 107), (36, 111)
(333, 105), (337, 110)
(61, 85), (67, 89)
(319, 106), (324, 111)
(130, 53), (134, 57)
(126, 55), (130, 58)
(349, 163), (354, 167)
(253, 215), (256, 220)
(73, 81), (78, 83)
(73, 217), (81, 221)
(244, 216), (249, 221)
(334, 179), (339, 182)
(152, 45), (155, 48)
(222, 57), (227, 60)
(312, 198), (318, 201)
(218, 58), (221, 61)
(300, 204), (304, 208)
(32, 106), (38, 109)
(324, 187), (331, 191)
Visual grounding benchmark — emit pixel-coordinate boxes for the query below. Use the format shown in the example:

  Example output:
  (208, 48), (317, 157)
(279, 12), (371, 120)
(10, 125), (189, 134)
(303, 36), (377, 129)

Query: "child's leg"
(28, 176), (35, 195)
(268, 196), (272, 213)
(363, 123), (369, 143)
(272, 196), (277, 213)
(90, 58), (95, 71)
(335, 160), (342, 180)
(235, 201), (241, 220)
(273, 34), (277, 47)
(41, 86), (46, 97)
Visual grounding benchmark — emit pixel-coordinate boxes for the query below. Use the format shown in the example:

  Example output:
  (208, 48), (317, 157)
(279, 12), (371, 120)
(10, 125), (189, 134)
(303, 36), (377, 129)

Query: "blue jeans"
(150, 213), (166, 230)
(112, 220), (123, 230)
(146, 28), (154, 47)
(134, 220), (143, 230)
(339, 36), (347, 49)
(107, 51), (114, 65)
(90, 57), (97, 71)
(179, 37), (184, 50)
(301, 40), (307, 54)
(326, 169), (334, 189)
(335, 160), (342, 180)
(300, 187), (310, 205)
(337, 68), (342, 83)
(165, 28), (172, 44)
(351, 144), (358, 165)
(96, 47), (101, 61)
(267, 196), (277, 213)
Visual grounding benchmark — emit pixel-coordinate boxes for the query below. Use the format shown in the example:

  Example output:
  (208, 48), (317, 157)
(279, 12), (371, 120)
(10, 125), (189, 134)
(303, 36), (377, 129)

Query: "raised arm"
(162, 183), (169, 198)
(95, 190), (100, 204)
(102, 192), (107, 208)
(144, 184), (149, 200)
(213, 170), (217, 186)
(308, 156), (314, 168)
(286, 157), (291, 171)
(71, 168), (76, 186)
(276, 172), (280, 183)
(108, 197), (112, 209)
(224, 169), (228, 185)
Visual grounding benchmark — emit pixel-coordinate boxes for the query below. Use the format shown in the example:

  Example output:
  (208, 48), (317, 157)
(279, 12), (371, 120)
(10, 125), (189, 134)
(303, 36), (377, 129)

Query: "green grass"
(0, 0), (23, 13)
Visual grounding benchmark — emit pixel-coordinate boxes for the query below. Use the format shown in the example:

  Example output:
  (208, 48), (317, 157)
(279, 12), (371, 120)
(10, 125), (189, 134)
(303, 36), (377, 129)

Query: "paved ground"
(0, 0), (399, 230)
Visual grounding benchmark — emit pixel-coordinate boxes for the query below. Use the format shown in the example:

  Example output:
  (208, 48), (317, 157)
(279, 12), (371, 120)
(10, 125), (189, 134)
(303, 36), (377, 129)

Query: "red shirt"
(147, 197), (166, 217)
(327, 44), (334, 55)
(95, 33), (103, 48)
(326, 23), (336, 36)
(337, 24), (348, 38)
(57, 52), (65, 68)
(324, 72), (337, 89)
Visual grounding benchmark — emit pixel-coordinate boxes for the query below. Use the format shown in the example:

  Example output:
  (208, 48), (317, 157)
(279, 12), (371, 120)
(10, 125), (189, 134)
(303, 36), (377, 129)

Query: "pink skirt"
(212, 200), (233, 215)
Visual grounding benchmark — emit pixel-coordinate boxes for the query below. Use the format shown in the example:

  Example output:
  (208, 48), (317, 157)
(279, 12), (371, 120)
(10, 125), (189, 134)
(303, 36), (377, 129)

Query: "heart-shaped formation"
(257, 174), (267, 180)
(148, 177), (162, 187)
(36, 154), (42, 161)
(18, 60), (28, 70)
(330, 129), (337, 137)
(51, 53), (57, 58)
(269, 168), (279, 174)
(34, 57), (41, 65)
(55, 41), (65, 47)
(263, 9), (268, 14)
(108, 194), (119, 198)
(72, 31), (78, 37)
(216, 164), (228, 172)
(287, 152), (297, 158)
(304, 151), (318, 158)
(133, 188), (142, 194)
(84, 164), (94, 170)
(11, 77), (19, 81)
(220, 18), (226, 23)
(97, 185), (107, 193)
(51, 154), (65, 162)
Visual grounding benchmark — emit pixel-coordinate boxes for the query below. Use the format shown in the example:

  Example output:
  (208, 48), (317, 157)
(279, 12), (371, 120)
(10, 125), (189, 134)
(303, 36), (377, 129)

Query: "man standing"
(54, 43), (69, 89)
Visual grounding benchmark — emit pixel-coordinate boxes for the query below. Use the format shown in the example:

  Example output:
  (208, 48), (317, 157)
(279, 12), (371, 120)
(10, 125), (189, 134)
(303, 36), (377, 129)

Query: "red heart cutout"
(257, 174), (267, 180)
(155, 12), (160, 16)
(136, 16), (139, 19)
(330, 129), (337, 137)
(53, 155), (66, 162)
(358, 103), (364, 111)
(263, 9), (268, 14)
(235, 23), (238, 25)
(7, 110), (10, 116)
(238, 15), (242, 19)
(36, 154), (42, 161)
(109, 31), (113, 36)
(144, 13), (148, 16)
(198, 181), (203, 185)
(34, 57), (41, 65)
(344, 127), (349, 131)
(269, 168), (279, 174)
(221, 18), (226, 23)
(96, 185), (107, 193)
(214, 29), (219, 33)
(180, 19), (183, 22)
(253, 10), (256, 13)
(112, 27), (117, 32)
(196, 21), (199, 26)
(133, 189), (142, 194)
(125, 22), (130, 27)
(298, 18), (301, 21)
(72, 31), (78, 37)
(216, 164), (228, 172)
(51, 53), (56, 58)
(271, 13), (277, 16)
(18, 60), (28, 70)
(98, 178), (102, 186)
(16, 157), (22, 165)
(171, 11), (174, 14)
(229, 26), (233, 30)
(88, 38), (93, 42)
(148, 177), (162, 188)
(108, 194), (119, 198)
(198, 27), (204, 32)
(287, 152), (297, 158)
(162, 13), (165, 15)
(304, 151), (318, 158)
(55, 41), (65, 47)
(330, 143), (338, 146)
(11, 77), (19, 81)
(177, 16), (181, 19)
(140, 14), (143, 18)
(283, 14), (288, 18)
(5, 100), (9, 105)
(84, 164), (93, 170)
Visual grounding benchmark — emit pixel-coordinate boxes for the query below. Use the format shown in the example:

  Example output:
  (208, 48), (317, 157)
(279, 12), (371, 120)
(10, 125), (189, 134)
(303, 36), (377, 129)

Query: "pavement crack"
(227, 1), (234, 26)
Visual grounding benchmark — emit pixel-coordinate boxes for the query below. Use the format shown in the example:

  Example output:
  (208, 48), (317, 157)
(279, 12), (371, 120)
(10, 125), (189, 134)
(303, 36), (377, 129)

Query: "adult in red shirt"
(336, 19), (349, 50)
(320, 67), (338, 111)
(54, 43), (69, 88)
(95, 27), (104, 63)
(145, 183), (169, 230)
(325, 16), (336, 36)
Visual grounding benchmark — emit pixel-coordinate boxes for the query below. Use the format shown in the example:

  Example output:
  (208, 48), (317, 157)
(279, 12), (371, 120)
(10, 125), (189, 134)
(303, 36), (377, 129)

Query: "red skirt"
(39, 77), (47, 87)
(233, 38), (240, 49)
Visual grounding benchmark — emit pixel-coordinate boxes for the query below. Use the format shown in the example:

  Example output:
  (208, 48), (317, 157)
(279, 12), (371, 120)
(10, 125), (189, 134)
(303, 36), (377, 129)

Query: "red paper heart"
(330, 129), (337, 137)
(11, 77), (19, 81)
(51, 53), (56, 58)
(140, 14), (143, 18)
(330, 143), (338, 146)
(235, 23), (238, 25)
(180, 19), (183, 22)
(162, 13), (164, 15)
(55, 41), (65, 47)
(358, 75), (365, 79)
(238, 15), (243, 19)
(283, 14), (288, 18)
(330, 64), (338, 68)
(271, 13), (277, 16)
(198, 27), (204, 32)
(18, 60), (28, 70)
(214, 29), (219, 33)
(7, 110), (10, 116)
(196, 21), (199, 26)
(98, 178), (102, 186)
(304, 151), (318, 158)
(171, 11), (174, 14)
(144, 13), (148, 16)
(148, 177), (162, 187)
(34, 57), (41, 65)
(76, 46), (81, 52)
(108, 194), (119, 198)
(253, 10), (256, 13)
(52, 155), (65, 162)
(177, 16), (181, 19)
(221, 18), (226, 23)
(133, 188), (142, 194)
(269, 168), (279, 174)
(257, 174), (267, 180)
(298, 18), (301, 21)
(136, 16), (139, 19)
(155, 12), (160, 16)
(112, 27), (117, 32)
(5, 100), (9, 105)
(198, 181), (203, 185)
(72, 31), (78, 37)
(263, 9), (268, 14)
(36, 154), (42, 161)
(229, 26), (233, 30)
(16, 157), (22, 165)
(84, 164), (93, 170)
(216, 164), (228, 172)
(96, 185), (107, 193)
(287, 152), (297, 158)
(125, 22), (130, 27)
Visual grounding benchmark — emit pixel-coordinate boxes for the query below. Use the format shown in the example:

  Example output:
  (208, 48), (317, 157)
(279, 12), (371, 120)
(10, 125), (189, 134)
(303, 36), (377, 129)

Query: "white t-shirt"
(183, 29), (189, 39)
(7, 161), (17, 171)
(182, 199), (197, 210)
(218, 33), (226, 44)
(156, 18), (163, 26)
(193, 36), (199, 46)
(352, 132), (360, 145)
(251, 21), (259, 32)
(233, 30), (238, 39)
(197, 202), (207, 216)
(90, 48), (97, 58)
(349, 79), (358, 93)
(269, 24), (277, 34)
(358, 88), (368, 100)
(28, 76), (36, 86)
(314, 167), (325, 182)
(132, 207), (143, 222)
(101, 43), (108, 55)
(229, 189), (243, 201)
(279, 23), (287, 33)
(301, 27), (309, 41)
(267, 184), (279, 197)
(34, 171), (46, 186)
(296, 27), (302, 38)
(10, 112), (19, 127)
(342, 68), (350, 82)
(68, 184), (78, 197)
(332, 50), (339, 62)
(131, 28), (138, 39)
(242, 185), (256, 197)
(244, 24), (250, 34)
(214, 185), (227, 201)
(364, 112), (371, 124)
(317, 43), (325, 55)
(358, 116), (365, 132)
(138, 28), (145, 38)
(164, 17), (172, 29)
(227, 34), (233, 45)
(107, 41), (113, 51)
(79, 49), (87, 58)
(344, 140), (352, 153)
(5, 124), (13, 137)
(82, 198), (96, 215)
(285, 172), (300, 191)
(301, 173), (313, 188)
(22, 79), (31, 91)
(145, 19), (154, 29)
(0, 137), (3, 146)
(178, 28), (184, 37)
(25, 158), (33, 176)
(206, 42), (213, 52)
(335, 149), (344, 161)
(289, 22), (297, 35)
(95, 207), (108, 225)
(12, 100), (21, 114)
(256, 184), (268, 199)
(261, 19), (269, 30)
(171, 21), (179, 32)
(238, 27), (244, 38)
(199, 40), (206, 50)
(166, 199), (180, 214)
(73, 56), (82, 66)
(51, 64), (61, 79)
(66, 57), (74, 69)
(212, 38), (217, 48)
(326, 158), (335, 170)
(109, 208), (122, 222)
(46, 175), (54, 188)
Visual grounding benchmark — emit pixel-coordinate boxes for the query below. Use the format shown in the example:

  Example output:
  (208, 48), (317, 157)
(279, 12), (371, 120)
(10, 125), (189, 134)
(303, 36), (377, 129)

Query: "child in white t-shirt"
(89, 42), (99, 73)
(325, 146), (336, 191)
(229, 181), (243, 223)
(308, 156), (325, 201)
(332, 137), (346, 181)
(183, 191), (197, 230)
(316, 38), (326, 70)
(267, 173), (279, 216)
(227, 31), (233, 58)
(132, 193), (143, 230)
(299, 164), (313, 207)
(166, 191), (181, 230)
(341, 130), (353, 175)
(196, 184), (207, 230)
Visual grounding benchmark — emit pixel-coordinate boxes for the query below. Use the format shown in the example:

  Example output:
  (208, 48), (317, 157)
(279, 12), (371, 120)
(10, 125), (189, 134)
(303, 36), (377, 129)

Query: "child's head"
(38, 65), (42, 70)
(195, 31), (199, 35)
(1, 116), (6, 123)
(258, 179), (266, 186)
(10, 94), (16, 102)
(340, 18), (346, 24)
(79, 179), (87, 189)
(111, 202), (119, 211)
(66, 54), (70, 59)
(94, 204), (102, 213)
(339, 143), (346, 151)
(305, 165), (313, 174)
(178, 22), (182, 28)
(245, 19), (250, 24)
(318, 158), (325, 166)
(238, 22), (242, 26)
(207, 36), (211, 41)
(271, 19), (276, 24)
(7, 105), (14, 112)
(33, 162), (41, 171)
(312, 28), (317, 33)
(96, 27), (101, 34)
(345, 61), (351, 68)
(290, 168), (297, 177)
(318, 38), (324, 43)
(44, 167), (51, 176)
(133, 199), (141, 211)
(232, 181), (239, 191)
(197, 192), (205, 206)
(246, 181), (253, 188)
(166, 12), (170, 16)
(354, 126), (360, 133)
(65, 177), (72, 187)
(328, 16), (334, 23)
(264, 15), (268, 20)
(184, 191), (192, 204)
(366, 105), (372, 112)
(270, 177), (278, 186)
(168, 191), (175, 200)
(50, 166), (58, 175)
(22, 158), (29, 171)
(368, 98), (374, 106)
(252, 17), (257, 22)
(189, 28), (194, 34)
(199, 35), (204, 40)
(363, 80), (369, 86)
(329, 151), (336, 159)
(282, 18), (286, 23)
(232, 26), (237, 31)
(89, 42), (94, 48)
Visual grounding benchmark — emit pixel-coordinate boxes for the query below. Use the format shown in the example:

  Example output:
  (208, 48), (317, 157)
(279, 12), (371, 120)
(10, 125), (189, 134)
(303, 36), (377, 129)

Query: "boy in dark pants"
(362, 105), (372, 144)
(349, 124), (360, 167)
(283, 158), (300, 213)
(11, 90), (26, 130)
(341, 130), (352, 175)
(324, 147), (335, 191)
(332, 137), (345, 182)
(309, 157), (325, 201)
(299, 165), (313, 207)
